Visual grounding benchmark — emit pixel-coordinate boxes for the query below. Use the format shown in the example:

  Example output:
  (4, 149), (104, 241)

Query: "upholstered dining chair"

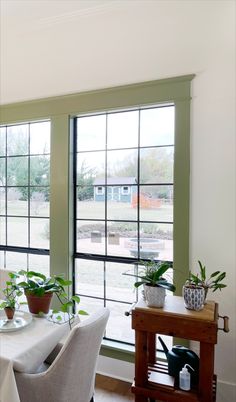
(15, 307), (110, 402)
(0, 268), (15, 299)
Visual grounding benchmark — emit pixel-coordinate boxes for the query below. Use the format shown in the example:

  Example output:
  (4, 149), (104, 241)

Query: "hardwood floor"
(95, 374), (134, 401)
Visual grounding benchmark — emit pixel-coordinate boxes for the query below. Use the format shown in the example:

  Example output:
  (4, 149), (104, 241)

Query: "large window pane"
(107, 110), (138, 149)
(1, 120), (50, 273)
(77, 220), (105, 255)
(140, 106), (175, 147)
(7, 156), (28, 186)
(75, 259), (104, 298)
(77, 151), (105, 183)
(0, 188), (5, 214)
(0, 251), (4, 267)
(30, 155), (50, 186)
(30, 188), (50, 217)
(0, 127), (6, 156)
(7, 188), (28, 216)
(107, 221), (137, 258)
(29, 254), (50, 277)
(77, 186), (105, 220)
(140, 222), (173, 261)
(77, 115), (106, 152)
(0, 158), (6, 185)
(106, 262), (137, 303)
(139, 185), (173, 222)
(75, 296), (104, 320)
(7, 217), (28, 247)
(0, 217), (6, 245)
(30, 121), (50, 155)
(7, 124), (28, 156)
(75, 105), (176, 345)
(107, 185), (137, 220)
(5, 252), (27, 271)
(107, 149), (137, 179)
(140, 147), (174, 184)
(30, 218), (49, 249)
(106, 301), (134, 344)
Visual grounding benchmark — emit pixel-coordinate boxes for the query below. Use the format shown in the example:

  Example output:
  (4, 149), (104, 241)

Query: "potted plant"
(134, 261), (175, 307)
(183, 261), (227, 311)
(187, 260), (227, 300)
(17, 270), (86, 324)
(0, 272), (23, 320)
(182, 282), (205, 311)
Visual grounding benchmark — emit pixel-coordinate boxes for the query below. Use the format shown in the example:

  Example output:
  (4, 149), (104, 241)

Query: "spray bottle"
(179, 364), (194, 391)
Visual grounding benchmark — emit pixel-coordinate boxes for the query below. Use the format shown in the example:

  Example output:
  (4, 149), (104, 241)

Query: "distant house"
(93, 177), (137, 203)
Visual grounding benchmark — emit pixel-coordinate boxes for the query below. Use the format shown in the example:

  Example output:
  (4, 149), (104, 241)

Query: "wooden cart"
(131, 296), (228, 402)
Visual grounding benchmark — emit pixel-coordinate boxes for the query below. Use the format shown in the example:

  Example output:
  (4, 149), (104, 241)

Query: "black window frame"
(73, 105), (175, 345)
(0, 121), (50, 270)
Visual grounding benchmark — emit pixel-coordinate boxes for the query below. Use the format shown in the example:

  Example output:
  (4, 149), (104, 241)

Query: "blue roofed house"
(93, 177), (137, 203)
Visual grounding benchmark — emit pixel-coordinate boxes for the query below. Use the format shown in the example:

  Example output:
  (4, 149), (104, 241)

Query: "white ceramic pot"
(183, 285), (205, 311)
(144, 285), (166, 308)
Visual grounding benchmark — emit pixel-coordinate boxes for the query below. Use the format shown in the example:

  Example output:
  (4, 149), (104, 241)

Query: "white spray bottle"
(179, 364), (194, 391)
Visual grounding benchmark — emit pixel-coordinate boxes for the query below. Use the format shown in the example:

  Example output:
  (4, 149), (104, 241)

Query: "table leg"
(147, 333), (156, 364)
(134, 330), (148, 402)
(199, 342), (215, 402)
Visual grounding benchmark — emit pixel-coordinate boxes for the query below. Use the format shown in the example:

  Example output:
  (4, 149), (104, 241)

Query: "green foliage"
(0, 272), (23, 309)
(77, 160), (96, 200)
(0, 132), (50, 201)
(188, 261), (227, 292)
(16, 270), (88, 326)
(108, 148), (173, 197)
(134, 261), (175, 292)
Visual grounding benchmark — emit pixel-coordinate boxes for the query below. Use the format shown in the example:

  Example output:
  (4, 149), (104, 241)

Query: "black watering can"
(158, 336), (199, 383)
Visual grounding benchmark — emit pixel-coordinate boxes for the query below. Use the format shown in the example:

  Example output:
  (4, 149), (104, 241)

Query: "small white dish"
(0, 310), (33, 332)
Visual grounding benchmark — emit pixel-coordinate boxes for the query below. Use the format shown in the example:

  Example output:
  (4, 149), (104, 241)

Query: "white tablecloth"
(0, 313), (72, 402)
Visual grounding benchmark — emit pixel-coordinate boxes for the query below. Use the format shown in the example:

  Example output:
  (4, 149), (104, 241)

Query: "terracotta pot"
(25, 292), (53, 314)
(144, 284), (166, 308)
(4, 306), (15, 320)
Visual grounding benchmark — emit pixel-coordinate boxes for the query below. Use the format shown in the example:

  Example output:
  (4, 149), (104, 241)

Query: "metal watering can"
(158, 336), (199, 383)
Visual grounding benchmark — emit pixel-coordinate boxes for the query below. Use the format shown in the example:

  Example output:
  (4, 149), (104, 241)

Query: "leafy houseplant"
(0, 272), (23, 320)
(183, 261), (227, 311)
(187, 260), (227, 299)
(17, 270), (87, 325)
(134, 261), (175, 308)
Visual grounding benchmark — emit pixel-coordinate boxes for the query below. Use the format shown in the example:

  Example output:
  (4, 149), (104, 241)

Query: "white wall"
(1, 0), (235, 399)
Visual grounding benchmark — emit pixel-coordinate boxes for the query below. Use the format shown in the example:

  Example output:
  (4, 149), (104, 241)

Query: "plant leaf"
(27, 271), (47, 281)
(71, 295), (80, 304)
(78, 310), (88, 315)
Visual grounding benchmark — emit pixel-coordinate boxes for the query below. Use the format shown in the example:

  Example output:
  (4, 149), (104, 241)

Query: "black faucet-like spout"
(158, 336), (169, 357)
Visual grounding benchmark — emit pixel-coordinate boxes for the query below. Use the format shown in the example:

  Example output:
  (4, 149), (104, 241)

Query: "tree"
(77, 160), (96, 201)
(1, 128), (50, 201)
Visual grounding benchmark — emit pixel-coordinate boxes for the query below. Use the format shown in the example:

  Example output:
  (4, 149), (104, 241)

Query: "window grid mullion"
(74, 105), (175, 345)
(137, 109), (141, 260)
(1, 121), (51, 270)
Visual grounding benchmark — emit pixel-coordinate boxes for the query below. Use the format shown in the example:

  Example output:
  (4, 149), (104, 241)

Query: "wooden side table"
(131, 296), (218, 402)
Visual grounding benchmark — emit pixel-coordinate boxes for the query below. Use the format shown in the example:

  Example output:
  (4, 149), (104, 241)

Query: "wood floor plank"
(95, 374), (134, 401)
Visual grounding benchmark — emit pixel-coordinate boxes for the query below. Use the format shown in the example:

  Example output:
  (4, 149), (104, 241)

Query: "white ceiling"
(1, 0), (116, 35)
(0, 0), (126, 104)
(1, 1), (234, 106)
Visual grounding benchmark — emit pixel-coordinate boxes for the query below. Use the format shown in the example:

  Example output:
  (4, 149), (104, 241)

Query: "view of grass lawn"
(77, 199), (173, 222)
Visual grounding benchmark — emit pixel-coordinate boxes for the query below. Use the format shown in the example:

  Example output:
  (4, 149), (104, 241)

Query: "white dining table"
(0, 310), (73, 402)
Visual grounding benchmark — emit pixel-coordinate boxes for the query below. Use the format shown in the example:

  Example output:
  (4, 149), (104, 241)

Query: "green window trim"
(0, 74), (194, 343)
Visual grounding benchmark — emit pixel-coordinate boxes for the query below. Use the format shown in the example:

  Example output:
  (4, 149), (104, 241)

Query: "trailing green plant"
(17, 270), (87, 325)
(187, 260), (227, 293)
(134, 260), (176, 292)
(0, 272), (23, 309)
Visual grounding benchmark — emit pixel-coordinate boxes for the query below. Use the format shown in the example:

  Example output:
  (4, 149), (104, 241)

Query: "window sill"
(100, 339), (166, 364)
